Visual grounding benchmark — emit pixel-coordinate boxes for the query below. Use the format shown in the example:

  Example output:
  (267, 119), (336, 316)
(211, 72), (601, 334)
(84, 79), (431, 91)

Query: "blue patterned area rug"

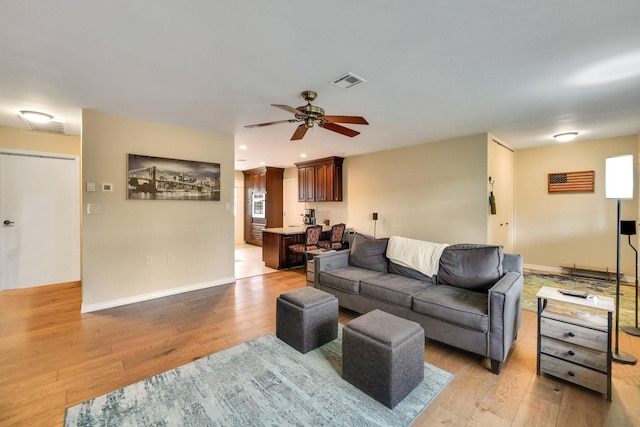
(65, 328), (453, 426)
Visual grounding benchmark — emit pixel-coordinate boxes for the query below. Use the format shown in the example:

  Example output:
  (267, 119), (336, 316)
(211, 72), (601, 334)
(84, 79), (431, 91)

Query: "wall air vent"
(19, 115), (67, 135)
(330, 72), (367, 89)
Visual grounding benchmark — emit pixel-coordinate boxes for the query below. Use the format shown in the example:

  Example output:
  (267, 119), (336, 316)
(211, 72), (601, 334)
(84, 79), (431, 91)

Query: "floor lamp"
(620, 220), (640, 336)
(605, 154), (637, 365)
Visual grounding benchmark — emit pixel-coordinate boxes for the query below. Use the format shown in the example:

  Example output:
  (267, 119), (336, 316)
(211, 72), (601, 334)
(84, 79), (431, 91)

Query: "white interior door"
(1, 151), (80, 290)
(488, 139), (514, 253)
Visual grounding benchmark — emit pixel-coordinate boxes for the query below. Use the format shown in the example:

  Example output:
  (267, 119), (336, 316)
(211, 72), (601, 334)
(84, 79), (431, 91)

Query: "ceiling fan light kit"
(245, 90), (368, 141)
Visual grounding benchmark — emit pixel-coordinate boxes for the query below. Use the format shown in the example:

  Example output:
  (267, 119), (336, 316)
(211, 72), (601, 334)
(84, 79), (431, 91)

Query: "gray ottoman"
(276, 287), (338, 353)
(342, 309), (425, 408)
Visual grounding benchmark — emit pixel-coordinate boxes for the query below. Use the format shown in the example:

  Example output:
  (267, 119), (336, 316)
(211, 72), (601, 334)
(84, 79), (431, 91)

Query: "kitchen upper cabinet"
(298, 166), (315, 202)
(295, 156), (344, 202)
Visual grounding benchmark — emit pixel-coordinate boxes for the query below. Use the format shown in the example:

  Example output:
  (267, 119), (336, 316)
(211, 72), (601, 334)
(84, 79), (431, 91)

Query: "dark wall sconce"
(372, 212), (378, 237)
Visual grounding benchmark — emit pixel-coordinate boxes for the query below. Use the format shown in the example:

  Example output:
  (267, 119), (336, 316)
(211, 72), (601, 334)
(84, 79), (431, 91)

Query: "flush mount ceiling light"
(554, 132), (578, 143)
(19, 110), (54, 123)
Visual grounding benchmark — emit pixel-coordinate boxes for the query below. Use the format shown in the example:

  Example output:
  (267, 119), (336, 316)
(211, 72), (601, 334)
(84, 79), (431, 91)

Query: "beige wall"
(280, 134), (491, 244)
(0, 125), (80, 154)
(81, 110), (235, 311)
(515, 134), (639, 275)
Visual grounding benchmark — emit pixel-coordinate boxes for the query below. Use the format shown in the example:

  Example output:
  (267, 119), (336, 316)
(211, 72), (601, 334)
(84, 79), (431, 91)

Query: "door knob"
(3, 220), (14, 225)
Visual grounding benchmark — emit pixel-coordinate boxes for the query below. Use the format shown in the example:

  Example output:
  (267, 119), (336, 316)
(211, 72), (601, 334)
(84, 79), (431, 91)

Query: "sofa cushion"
(318, 267), (385, 294)
(349, 233), (389, 273)
(412, 286), (489, 332)
(437, 244), (504, 291)
(360, 274), (433, 308)
(387, 261), (436, 284)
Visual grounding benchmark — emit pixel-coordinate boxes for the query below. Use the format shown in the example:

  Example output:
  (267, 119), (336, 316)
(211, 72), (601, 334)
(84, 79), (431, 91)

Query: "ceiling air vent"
(330, 72), (367, 89)
(19, 115), (67, 135)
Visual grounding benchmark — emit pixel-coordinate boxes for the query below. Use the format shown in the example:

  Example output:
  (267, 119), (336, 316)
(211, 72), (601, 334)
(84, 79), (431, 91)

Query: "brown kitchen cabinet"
(295, 156), (344, 202)
(262, 226), (332, 269)
(242, 166), (284, 246)
(298, 165), (315, 202)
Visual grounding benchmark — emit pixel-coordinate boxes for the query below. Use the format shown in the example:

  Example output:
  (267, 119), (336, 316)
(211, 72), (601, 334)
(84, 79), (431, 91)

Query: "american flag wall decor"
(548, 170), (595, 193)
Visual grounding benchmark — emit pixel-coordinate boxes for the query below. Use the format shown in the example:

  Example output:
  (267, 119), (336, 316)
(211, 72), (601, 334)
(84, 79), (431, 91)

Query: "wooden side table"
(536, 286), (614, 401)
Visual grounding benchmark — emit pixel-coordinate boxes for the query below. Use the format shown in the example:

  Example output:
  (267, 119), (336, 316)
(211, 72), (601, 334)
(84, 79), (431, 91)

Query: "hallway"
(234, 243), (277, 279)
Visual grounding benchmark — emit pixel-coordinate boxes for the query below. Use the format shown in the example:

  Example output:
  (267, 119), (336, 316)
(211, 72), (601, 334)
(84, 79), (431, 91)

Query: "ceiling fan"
(244, 90), (369, 140)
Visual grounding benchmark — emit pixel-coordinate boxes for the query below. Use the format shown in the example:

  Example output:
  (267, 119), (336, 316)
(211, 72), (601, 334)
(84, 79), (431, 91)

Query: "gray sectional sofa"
(313, 233), (523, 374)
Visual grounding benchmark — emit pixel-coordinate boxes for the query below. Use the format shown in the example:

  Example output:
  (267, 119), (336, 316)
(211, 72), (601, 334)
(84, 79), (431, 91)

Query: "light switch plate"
(102, 183), (113, 192)
(86, 182), (96, 192)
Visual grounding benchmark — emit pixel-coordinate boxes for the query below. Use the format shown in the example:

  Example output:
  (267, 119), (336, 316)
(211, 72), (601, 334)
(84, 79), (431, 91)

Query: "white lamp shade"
(605, 154), (634, 199)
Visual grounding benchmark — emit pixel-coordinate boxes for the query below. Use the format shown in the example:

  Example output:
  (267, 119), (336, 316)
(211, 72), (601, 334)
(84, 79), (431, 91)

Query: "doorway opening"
(234, 243), (276, 279)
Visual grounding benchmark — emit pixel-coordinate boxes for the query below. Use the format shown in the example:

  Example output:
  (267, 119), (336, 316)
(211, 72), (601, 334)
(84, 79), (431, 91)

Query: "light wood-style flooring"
(1, 270), (639, 426)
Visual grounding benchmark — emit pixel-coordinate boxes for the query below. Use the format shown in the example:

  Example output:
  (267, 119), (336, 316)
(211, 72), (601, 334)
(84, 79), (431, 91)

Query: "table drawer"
(540, 336), (607, 372)
(540, 354), (607, 394)
(540, 317), (607, 352)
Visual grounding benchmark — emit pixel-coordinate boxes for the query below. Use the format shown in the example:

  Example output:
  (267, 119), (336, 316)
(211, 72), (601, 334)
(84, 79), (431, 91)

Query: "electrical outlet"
(167, 252), (175, 263)
(145, 255), (153, 265)
(87, 203), (101, 214)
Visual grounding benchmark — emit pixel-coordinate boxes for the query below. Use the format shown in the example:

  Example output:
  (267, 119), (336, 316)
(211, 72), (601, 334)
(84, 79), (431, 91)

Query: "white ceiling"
(1, 1), (639, 171)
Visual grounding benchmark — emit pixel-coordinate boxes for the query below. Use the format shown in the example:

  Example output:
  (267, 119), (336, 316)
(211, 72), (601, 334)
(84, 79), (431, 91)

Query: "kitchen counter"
(263, 225), (332, 235)
(262, 225), (332, 269)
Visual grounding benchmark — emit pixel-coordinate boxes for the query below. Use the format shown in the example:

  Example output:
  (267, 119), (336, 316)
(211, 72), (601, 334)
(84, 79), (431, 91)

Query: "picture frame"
(127, 154), (220, 201)
(547, 170), (595, 194)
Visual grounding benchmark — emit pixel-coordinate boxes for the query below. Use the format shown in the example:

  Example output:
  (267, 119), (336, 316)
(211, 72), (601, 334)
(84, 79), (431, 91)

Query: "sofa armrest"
(487, 271), (524, 364)
(313, 250), (351, 286)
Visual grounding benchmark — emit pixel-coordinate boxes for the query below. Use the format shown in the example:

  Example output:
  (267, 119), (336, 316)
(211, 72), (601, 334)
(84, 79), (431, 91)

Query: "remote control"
(558, 289), (588, 298)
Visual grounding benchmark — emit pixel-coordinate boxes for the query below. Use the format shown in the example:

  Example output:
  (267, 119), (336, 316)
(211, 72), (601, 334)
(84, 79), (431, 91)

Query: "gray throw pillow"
(349, 233), (389, 272)
(437, 244), (504, 291)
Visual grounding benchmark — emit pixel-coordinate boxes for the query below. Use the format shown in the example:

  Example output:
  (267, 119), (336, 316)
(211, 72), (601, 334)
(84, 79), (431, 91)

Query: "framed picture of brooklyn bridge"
(127, 154), (221, 201)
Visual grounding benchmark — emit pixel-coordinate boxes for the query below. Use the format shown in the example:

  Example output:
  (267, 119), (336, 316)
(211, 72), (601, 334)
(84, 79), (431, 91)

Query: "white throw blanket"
(386, 236), (449, 277)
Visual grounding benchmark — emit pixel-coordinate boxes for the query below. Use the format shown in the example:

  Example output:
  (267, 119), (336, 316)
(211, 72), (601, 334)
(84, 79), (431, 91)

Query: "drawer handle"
(567, 332), (575, 337)
(568, 350), (575, 356)
(568, 371), (575, 377)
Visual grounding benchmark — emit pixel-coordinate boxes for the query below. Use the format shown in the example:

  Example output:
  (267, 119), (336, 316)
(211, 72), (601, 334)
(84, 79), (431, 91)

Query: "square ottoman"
(276, 287), (338, 353)
(342, 309), (425, 408)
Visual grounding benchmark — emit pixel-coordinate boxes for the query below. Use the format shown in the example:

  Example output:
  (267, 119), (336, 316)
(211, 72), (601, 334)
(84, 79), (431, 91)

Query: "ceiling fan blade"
(271, 104), (303, 116)
(244, 119), (298, 128)
(320, 122), (360, 137)
(291, 124), (308, 140)
(323, 115), (369, 125)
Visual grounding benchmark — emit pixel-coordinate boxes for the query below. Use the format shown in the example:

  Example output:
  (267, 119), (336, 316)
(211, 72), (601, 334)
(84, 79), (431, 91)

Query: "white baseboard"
(524, 263), (634, 284)
(81, 276), (235, 313)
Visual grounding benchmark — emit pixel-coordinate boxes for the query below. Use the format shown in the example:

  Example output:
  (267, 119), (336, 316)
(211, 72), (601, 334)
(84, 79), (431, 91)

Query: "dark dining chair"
(319, 223), (346, 250)
(288, 225), (322, 268)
